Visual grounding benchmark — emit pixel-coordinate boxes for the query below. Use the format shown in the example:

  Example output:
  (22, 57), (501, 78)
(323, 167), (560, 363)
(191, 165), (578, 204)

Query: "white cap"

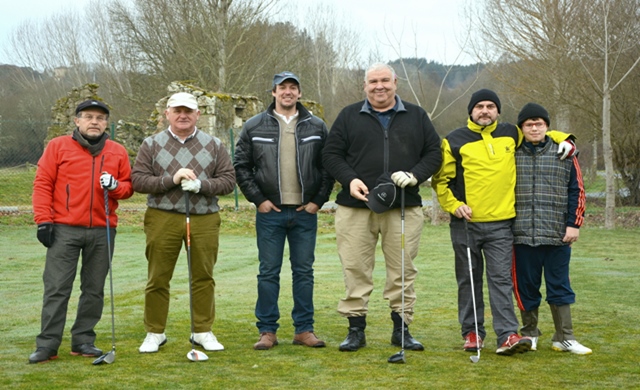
(167, 92), (198, 109)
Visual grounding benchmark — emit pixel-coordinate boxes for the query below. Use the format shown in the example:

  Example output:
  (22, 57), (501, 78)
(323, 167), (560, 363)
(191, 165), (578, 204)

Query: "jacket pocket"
(252, 137), (276, 143)
(300, 135), (322, 143)
(66, 184), (70, 211)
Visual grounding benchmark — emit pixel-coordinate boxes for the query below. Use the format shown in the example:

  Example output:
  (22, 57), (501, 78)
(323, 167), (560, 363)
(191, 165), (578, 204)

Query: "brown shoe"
(293, 331), (326, 348)
(253, 332), (278, 350)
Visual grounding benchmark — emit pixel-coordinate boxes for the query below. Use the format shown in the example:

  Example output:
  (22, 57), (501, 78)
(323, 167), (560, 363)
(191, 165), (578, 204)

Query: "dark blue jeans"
(255, 207), (317, 334)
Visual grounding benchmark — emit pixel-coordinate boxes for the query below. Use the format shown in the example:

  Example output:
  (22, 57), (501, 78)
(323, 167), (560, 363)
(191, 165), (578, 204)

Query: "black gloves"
(37, 223), (55, 248)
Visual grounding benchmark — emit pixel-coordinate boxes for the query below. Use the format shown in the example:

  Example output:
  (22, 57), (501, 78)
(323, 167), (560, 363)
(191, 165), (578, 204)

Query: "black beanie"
(467, 89), (501, 114)
(517, 103), (550, 128)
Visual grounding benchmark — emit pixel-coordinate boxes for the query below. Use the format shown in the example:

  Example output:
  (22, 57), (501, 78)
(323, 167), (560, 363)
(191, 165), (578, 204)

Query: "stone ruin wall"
(151, 81), (265, 139)
(48, 82), (325, 163)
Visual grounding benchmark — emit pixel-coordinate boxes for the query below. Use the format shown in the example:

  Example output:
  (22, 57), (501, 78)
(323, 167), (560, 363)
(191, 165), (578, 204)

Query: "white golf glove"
(391, 171), (418, 188)
(100, 172), (118, 191)
(181, 179), (201, 193)
(557, 140), (576, 160)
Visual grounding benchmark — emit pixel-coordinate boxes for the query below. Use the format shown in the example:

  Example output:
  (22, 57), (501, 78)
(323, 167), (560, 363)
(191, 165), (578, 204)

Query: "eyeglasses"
(78, 114), (108, 122)
(522, 121), (546, 129)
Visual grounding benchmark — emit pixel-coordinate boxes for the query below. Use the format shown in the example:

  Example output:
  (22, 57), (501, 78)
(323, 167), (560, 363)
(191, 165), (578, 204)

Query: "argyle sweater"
(131, 129), (236, 214)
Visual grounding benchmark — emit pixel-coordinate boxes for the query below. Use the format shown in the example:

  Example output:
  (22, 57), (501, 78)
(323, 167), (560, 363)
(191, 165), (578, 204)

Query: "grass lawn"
(1, 206), (639, 389)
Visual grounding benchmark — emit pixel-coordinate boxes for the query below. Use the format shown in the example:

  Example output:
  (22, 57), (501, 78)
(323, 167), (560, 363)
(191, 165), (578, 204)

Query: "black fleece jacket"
(322, 97), (442, 208)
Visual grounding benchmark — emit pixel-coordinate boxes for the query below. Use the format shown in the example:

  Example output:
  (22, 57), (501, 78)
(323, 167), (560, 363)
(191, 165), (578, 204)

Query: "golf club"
(93, 187), (116, 365)
(184, 191), (209, 362)
(465, 219), (481, 363)
(388, 187), (406, 364)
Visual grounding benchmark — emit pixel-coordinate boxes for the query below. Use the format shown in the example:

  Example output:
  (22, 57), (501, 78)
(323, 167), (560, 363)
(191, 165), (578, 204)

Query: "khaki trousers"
(335, 205), (423, 324)
(143, 208), (220, 333)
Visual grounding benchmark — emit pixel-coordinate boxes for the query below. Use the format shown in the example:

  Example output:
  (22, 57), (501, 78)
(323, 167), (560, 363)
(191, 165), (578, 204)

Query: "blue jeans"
(255, 207), (317, 334)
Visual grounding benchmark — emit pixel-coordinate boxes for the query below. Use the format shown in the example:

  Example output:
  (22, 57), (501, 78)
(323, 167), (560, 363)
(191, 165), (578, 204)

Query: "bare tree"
(468, 0), (589, 130)
(3, 8), (99, 114)
(571, 0), (640, 227)
(107, 0), (286, 95)
(288, 3), (364, 122)
(378, 19), (482, 225)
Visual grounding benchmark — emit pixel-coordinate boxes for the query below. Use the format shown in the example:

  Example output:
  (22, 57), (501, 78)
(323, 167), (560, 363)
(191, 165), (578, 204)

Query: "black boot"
(28, 347), (58, 364)
(339, 316), (366, 352)
(390, 311), (424, 351)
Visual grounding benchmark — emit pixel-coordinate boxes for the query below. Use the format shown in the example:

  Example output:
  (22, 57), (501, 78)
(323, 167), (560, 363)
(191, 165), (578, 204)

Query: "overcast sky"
(0, 0), (475, 66)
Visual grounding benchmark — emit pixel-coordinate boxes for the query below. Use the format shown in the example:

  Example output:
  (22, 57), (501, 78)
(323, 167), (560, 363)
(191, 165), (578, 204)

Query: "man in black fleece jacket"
(322, 62), (441, 352)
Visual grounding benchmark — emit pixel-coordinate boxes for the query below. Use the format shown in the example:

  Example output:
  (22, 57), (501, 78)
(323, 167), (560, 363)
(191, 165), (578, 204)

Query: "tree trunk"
(216, 0), (230, 92)
(602, 88), (616, 229)
(590, 135), (598, 183)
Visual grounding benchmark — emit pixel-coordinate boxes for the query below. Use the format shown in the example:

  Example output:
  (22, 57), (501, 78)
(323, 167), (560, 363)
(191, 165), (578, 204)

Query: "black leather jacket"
(234, 102), (333, 207)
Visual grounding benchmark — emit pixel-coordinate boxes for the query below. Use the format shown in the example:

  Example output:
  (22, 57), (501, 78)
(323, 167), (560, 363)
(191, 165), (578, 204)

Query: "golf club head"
(470, 354), (480, 363)
(92, 351), (115, 365)
(388, 351), (406, 364)
(187, 349), (209, 362)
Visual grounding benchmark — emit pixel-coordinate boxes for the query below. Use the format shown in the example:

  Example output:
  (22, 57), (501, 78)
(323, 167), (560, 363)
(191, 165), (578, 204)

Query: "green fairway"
(1, 216), (639, 389)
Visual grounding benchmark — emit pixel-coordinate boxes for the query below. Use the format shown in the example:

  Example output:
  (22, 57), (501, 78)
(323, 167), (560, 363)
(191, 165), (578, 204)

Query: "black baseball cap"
(366, 173), (397, 214)
(76, 100), (110, 116)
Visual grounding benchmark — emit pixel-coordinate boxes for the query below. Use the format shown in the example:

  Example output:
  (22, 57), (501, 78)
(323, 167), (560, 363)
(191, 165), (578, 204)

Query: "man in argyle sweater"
(132, 92), (236, 354)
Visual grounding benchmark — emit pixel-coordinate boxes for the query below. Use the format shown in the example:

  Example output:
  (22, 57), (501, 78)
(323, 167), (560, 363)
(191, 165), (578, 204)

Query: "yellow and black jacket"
(431, 119), (568, 222)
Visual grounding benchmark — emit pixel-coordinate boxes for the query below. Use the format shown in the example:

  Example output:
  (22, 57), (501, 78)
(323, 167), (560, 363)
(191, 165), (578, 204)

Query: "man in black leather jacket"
(234, 71), (333, 350)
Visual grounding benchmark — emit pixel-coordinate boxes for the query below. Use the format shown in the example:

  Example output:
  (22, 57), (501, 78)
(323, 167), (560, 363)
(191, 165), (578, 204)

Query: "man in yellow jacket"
(431, 89), (575, 356)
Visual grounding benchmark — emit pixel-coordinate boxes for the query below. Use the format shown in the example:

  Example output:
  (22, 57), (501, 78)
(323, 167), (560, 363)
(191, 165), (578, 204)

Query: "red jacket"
(33, 135), (133, 227)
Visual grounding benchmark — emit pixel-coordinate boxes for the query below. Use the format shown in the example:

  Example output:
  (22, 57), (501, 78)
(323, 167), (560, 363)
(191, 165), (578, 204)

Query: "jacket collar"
(267, 101), (311, 121)
(467, 118), (498, 134)
(360, 95), (406, 114)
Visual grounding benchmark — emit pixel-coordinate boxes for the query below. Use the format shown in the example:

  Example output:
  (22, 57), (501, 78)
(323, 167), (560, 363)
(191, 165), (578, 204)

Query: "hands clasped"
(173, 168), (200, 192)
(181, 179), (201, 193)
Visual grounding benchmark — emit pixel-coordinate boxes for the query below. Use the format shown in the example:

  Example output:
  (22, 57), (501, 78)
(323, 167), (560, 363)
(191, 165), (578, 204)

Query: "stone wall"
(149, 81), (264, 140)
(49, 81), (324, 163)
(47, 83), (105, 142)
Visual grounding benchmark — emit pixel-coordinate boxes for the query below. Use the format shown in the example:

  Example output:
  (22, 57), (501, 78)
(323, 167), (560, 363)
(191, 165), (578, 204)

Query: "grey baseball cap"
(272, 71), (300, 88)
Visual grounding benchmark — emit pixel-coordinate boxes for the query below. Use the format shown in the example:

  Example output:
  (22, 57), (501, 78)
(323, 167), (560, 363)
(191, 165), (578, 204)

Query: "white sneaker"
(191, 332), (224, 351)
(552, 340), (592, 355)
(139, 332), (167, 353)
(530, 336), (538, 351)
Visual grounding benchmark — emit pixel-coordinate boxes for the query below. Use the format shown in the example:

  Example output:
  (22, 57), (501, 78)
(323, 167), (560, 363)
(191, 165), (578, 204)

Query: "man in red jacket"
(29, 99), (133, 364)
